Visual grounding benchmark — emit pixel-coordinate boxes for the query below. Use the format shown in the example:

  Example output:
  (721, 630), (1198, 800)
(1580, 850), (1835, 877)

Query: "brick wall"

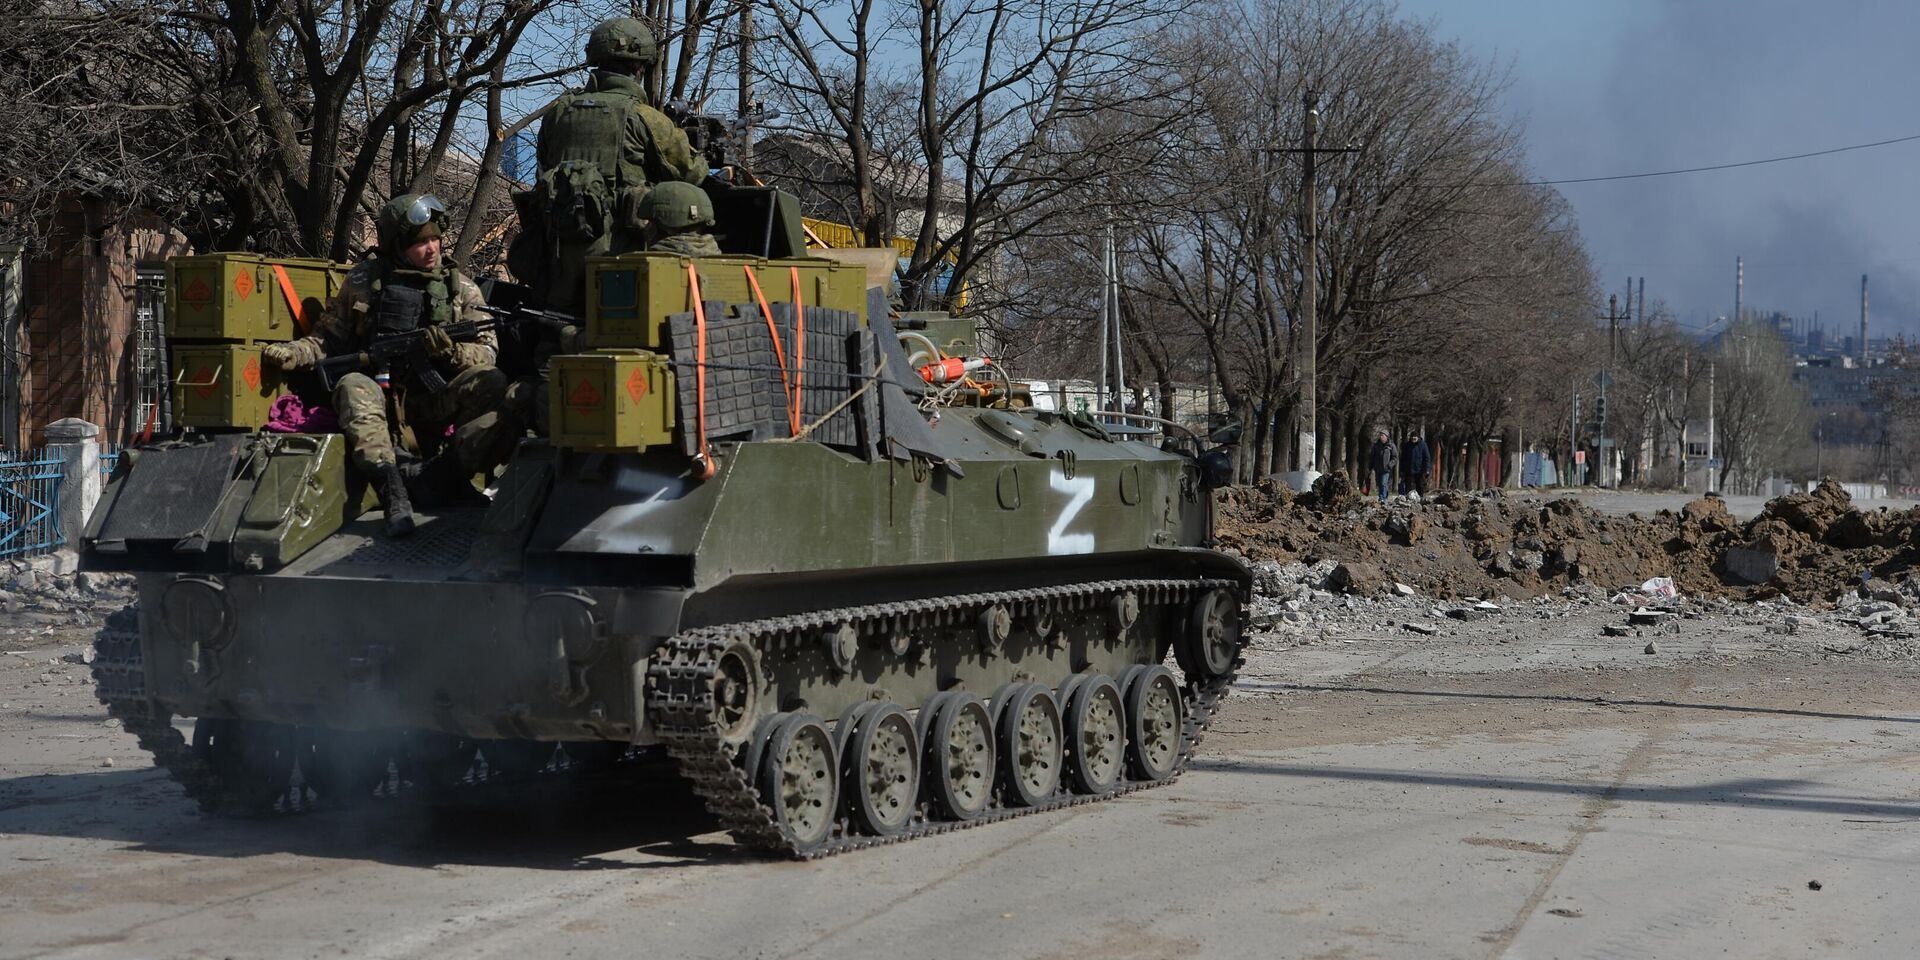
(21, 199), (189, 445)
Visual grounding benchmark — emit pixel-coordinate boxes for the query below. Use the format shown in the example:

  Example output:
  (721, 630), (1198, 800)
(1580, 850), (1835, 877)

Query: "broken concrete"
(1218, 479), (1920, 608)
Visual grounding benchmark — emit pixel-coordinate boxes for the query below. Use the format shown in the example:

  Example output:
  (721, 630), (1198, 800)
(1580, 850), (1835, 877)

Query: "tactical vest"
(537, 78), (657, 242)
(511, 72), (681, 313)
(369, 266), (455, 337)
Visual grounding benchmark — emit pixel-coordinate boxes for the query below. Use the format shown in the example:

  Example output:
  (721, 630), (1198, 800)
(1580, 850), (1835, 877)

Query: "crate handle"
(173, 365), (223, 388)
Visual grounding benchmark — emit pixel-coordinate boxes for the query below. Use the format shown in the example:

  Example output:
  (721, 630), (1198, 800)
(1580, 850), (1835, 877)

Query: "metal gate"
(0, 449), (64, 557)
(132, 268), (170, 438)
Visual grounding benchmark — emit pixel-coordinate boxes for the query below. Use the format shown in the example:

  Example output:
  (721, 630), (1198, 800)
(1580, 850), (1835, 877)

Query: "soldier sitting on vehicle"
(642, 181), (722, 257)
(508, 16), (707, 316)
(261, 194), (520, 538)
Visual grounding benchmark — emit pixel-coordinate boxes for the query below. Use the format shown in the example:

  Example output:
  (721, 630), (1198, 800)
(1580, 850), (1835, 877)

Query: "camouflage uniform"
(515, 69), (706, 316)
(276, 259), (515, 476)
(642, 181), (722, 258)
(650, 231), (722, 257)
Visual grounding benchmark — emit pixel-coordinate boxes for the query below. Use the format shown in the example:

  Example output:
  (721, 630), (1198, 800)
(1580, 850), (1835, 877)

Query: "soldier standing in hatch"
(508, 16), (707, 316)
(262, 194), (518, 538)
(642, 181), (722, 256)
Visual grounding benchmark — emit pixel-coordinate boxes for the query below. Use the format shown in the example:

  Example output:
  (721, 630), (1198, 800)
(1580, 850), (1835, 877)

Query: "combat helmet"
(641, 181), (715, 231)
(586, 17), (658, 69)
(376, 193), (448, 253)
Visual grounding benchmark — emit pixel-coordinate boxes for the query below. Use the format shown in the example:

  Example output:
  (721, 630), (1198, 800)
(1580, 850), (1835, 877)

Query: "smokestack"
(1861, 274), (1870, 362)
(1638, 277), (1645, 328)
(1735, 257), (1744, 327)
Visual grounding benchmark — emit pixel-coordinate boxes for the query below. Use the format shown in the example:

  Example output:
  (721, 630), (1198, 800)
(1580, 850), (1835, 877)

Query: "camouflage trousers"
(333, 366), (518, 475)
(511, 323), (585, 439)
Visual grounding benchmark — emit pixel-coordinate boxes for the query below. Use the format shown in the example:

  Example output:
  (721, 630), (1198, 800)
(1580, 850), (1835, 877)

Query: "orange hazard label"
(242, 357), (261, 391)
(567, 375), (603, 413)
(191, 365), (217, 400)
(182, 276), (214, 308)
(233, 271), (254, 301)
(625, 367), (649, 404)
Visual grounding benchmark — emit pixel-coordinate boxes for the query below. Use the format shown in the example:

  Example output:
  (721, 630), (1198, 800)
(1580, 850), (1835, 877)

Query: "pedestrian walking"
(1367, 431), (1398, 503)
(1403, 433), (1432, 499)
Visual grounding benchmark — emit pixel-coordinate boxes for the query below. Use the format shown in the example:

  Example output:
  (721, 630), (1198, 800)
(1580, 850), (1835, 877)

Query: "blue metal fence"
(0, 449), (65, 558)
(100, 447), (120, 479)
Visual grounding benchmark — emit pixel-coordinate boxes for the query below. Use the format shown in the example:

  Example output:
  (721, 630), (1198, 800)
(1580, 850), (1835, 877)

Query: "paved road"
(3, 616), (1917, 959)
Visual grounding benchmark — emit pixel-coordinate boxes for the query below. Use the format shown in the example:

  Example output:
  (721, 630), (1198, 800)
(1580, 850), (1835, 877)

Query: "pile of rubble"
(0, 554), (134, 633)
(1216, 476), (1919, 608)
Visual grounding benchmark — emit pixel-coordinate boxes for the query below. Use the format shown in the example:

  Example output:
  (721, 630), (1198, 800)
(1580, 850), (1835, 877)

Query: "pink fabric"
(263, 395), (341, 434)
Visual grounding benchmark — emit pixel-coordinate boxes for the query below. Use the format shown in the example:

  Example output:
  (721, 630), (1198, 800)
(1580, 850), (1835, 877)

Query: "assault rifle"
(475, 303), (582, 335)
(315, 305), (586, 391)
(316, 318), (498, 393)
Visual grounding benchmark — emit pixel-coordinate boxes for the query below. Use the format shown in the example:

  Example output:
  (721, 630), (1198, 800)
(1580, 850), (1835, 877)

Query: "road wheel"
(757, 713), (839, 852)
(1064, 675), (1124, 795)
(1181, 589), (1242, 682)
(192, 718), (297, 814)
(1123, 666), (1183, 782)
(479, 740), (553, 779)
(996, 683), (1063, 807)
(844, 703), (918, 836)
(926, 693), (995, 820)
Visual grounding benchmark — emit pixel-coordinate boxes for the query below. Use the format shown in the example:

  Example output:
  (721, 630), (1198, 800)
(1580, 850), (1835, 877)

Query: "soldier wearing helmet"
(263, 194), (519, 537)
(641, 181), (722, 257)
(508, 16), (707, 315)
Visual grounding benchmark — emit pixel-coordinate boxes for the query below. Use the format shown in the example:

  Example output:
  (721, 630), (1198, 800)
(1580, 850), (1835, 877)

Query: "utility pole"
(1678, 352), (1689, 481)
(1299, 90), (1320, 475)
(1707, 360), (1716, 493)
(1608, 293), (1618, 364)
(1570, 390), (1581, 484)
(1096, 222), (1110, 419)
(1602, 294), (1616, 486)
(1110, 222), (1126, 412)
(1275, 89), (1360, 480)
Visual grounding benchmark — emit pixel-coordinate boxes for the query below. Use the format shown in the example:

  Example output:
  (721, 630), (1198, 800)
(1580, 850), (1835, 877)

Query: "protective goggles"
(404, 195), (447, 226)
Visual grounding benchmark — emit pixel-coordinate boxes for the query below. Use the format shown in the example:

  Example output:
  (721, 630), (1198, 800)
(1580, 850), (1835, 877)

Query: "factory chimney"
(1861, 274), (1870, 363)
(1735, 257), (1744, 327)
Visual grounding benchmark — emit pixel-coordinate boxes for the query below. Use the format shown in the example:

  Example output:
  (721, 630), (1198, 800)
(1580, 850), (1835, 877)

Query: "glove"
(261, 342), (301, 370)
(423, 325), (456, 360)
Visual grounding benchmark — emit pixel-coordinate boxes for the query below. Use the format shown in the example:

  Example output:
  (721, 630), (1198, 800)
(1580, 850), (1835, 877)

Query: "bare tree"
(752, 0), (1187, 314)
(1712, 319), (1807, 492)
(1, 0), (578, 263)
(1049, 0), (1602, 483)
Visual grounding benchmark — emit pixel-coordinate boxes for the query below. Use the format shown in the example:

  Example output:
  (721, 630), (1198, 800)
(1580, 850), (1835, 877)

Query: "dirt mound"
(1214, 480), (1920, 606)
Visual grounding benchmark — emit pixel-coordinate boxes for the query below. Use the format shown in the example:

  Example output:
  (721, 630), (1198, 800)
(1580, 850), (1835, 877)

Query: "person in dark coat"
(1367, 431), (1398, 503)
(1403, 434), (1433, 498)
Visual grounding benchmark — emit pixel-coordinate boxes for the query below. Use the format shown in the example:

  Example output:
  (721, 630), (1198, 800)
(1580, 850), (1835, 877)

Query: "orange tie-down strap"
(790, 266), (806, 428)
(741, 265), (798, 435)
(270, 264), (311, 335)
(688, 263), (715, 479)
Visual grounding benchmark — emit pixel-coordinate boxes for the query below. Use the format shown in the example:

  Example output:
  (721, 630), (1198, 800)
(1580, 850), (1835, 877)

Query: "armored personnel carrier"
(85, 188), (1248, 857)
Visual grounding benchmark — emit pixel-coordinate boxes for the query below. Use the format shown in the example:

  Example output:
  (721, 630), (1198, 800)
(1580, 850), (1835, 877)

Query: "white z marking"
(1047, 471), (1096, 555)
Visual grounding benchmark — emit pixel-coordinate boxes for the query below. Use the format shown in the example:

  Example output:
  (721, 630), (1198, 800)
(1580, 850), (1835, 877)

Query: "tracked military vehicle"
(85, 187), (1248, 857)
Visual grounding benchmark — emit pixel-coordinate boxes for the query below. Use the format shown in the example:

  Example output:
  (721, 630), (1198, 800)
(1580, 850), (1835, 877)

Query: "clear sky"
(1396, 0), (1920, 340)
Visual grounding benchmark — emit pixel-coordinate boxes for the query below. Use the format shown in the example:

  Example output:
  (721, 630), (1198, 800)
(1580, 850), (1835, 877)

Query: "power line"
(1528, 132), (1920, 186)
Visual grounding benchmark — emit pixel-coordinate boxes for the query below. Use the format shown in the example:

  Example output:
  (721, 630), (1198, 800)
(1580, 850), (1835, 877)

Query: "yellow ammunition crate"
(171, 343), (283, 429)
(586, 253), (867, 348)
(550, 350), (677, 452)
(167, 253), (346, 343)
